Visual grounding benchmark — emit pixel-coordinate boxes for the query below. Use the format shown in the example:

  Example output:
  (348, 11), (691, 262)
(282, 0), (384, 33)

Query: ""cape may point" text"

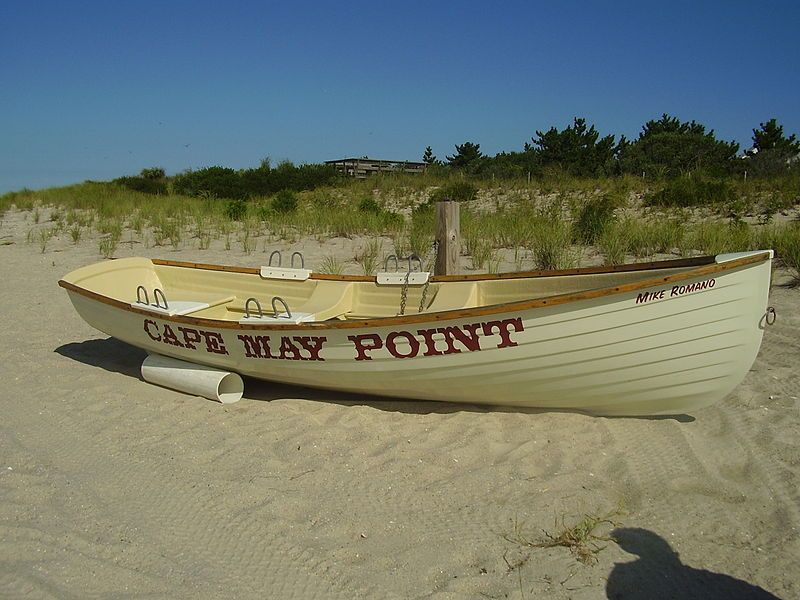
(142, 317), (524, 362)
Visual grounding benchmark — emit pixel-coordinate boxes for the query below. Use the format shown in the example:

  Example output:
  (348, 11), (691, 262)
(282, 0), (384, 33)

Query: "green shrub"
(224, 199), (247, 221)
(429, 180), (478, 203)
(358, 196), (382, 213)
(255, 200), (272, 221)
(140, 167), (166, 180)
(173, 166), (244, 199)
(646, 176), (736, 208)
(114, 176), (168, 195)
(272, 189), (298, 213)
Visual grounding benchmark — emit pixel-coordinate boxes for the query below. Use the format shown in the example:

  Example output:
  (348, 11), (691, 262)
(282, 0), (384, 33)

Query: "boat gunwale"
(57, 252), (771, 331)
(147, 254), (716, 281)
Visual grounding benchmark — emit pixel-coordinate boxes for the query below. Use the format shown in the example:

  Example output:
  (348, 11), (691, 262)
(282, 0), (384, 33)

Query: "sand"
(0, 208), (798, 599)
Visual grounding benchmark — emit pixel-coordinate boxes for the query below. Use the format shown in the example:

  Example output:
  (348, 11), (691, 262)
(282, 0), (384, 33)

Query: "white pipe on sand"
(141, 354), (243, 404)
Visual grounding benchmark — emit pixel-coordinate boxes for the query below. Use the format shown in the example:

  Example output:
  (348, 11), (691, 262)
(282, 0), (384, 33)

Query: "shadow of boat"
(55, 337), (146, 378)
(54, 337), (693, 421)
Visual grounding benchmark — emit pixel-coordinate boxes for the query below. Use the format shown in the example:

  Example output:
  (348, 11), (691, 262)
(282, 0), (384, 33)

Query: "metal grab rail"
(152, 288), (169, 310)
(244, 297), (263, 319)
(384, 254), (422, 273)
(266, 250), (305, 269)
(271, 296), (292, 319)
(384, 255), (399, 271)
(135, 285), (169, 310)
(135, 285), (149, 305)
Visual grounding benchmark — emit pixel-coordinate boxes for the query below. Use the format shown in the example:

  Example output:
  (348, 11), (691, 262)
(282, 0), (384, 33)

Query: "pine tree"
(446, 142), (482, 169)
(618, 113), (739, 177)
(751, 119), (800, 154)
(529, 117), (616, 176)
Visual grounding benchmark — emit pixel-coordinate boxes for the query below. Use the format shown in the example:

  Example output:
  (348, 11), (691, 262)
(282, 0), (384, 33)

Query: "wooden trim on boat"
(151, 258), (373, 281)
(432, 255), (715, 281)
(151, 259), (260, 275)
(151, 255), (716, 282)
(61, 252), (770, 331)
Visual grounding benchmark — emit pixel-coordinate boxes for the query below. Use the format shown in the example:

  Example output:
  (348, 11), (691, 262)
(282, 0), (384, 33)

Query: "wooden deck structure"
(325, 157), (427, 178)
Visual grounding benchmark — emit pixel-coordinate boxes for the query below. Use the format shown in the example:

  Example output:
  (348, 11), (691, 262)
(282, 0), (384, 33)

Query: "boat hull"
(63, 258), (772, 416)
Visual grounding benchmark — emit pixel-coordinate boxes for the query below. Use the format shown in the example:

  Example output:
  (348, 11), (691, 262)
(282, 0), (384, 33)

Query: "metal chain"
(418, 240), (439, 313)
(399, 269), (410, 315)
(397, 240), (439, 316)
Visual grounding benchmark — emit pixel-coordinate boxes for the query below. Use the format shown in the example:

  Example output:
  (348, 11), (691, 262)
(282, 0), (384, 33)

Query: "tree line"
(114, 159), (340, 198)
(115, 115), (798, 200)
(424, 115), (799, 180)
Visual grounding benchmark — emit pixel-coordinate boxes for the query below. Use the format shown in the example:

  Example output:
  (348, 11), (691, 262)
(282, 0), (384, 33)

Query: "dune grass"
(767, 221), (800, 285)
(317, 254), (348, 274)
(2, 179), (798, 274)
(353, 239), (383, 275)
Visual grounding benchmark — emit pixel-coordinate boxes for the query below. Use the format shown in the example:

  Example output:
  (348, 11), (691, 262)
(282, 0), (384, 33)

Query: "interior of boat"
(62, 256), (716, 323)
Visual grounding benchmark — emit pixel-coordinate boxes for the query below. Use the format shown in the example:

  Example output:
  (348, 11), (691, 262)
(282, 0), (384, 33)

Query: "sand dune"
(0, 209), (797, 599)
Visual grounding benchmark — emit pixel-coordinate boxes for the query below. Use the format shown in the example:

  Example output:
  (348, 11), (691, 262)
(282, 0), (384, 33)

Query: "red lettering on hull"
(142, 319), (229, 355)
(347, 317), (525, 361)
(143, 317), (524, 364)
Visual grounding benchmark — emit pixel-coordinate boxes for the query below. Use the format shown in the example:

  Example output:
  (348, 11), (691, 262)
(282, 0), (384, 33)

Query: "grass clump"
(688, 220), (752, 256)
(504, 506), (624, 567)
(98, 230), (121, 258)
(770, 222), (800, 285)
(358, 196), (382, 213)
(529, 219), (579, 270)
(572, 196), (617, 244)
(468, 237), (495, 270)
(353, 239), (382, 275)
(39, 228), (55, 253)
(318, 254), (347, 274)
(598, 222), (628, 265)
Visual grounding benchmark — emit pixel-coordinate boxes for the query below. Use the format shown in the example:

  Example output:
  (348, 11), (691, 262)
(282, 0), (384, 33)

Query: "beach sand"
(1, 209), (797, 599)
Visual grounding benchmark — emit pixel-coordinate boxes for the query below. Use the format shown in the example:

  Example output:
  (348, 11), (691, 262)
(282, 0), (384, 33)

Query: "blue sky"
(1, 0), (799, 193)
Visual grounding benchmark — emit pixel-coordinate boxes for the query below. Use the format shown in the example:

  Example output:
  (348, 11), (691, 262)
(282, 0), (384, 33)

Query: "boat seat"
(422, 283), (479, 313)
(238, 281), (355, 324)
(132, 291), (236, 317)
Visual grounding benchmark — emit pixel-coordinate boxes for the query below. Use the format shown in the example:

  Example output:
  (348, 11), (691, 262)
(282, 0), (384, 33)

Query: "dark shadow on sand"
(607, 528), (781, 600)
(55, 337), (146, 379)
(55, 337), (693, 420)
